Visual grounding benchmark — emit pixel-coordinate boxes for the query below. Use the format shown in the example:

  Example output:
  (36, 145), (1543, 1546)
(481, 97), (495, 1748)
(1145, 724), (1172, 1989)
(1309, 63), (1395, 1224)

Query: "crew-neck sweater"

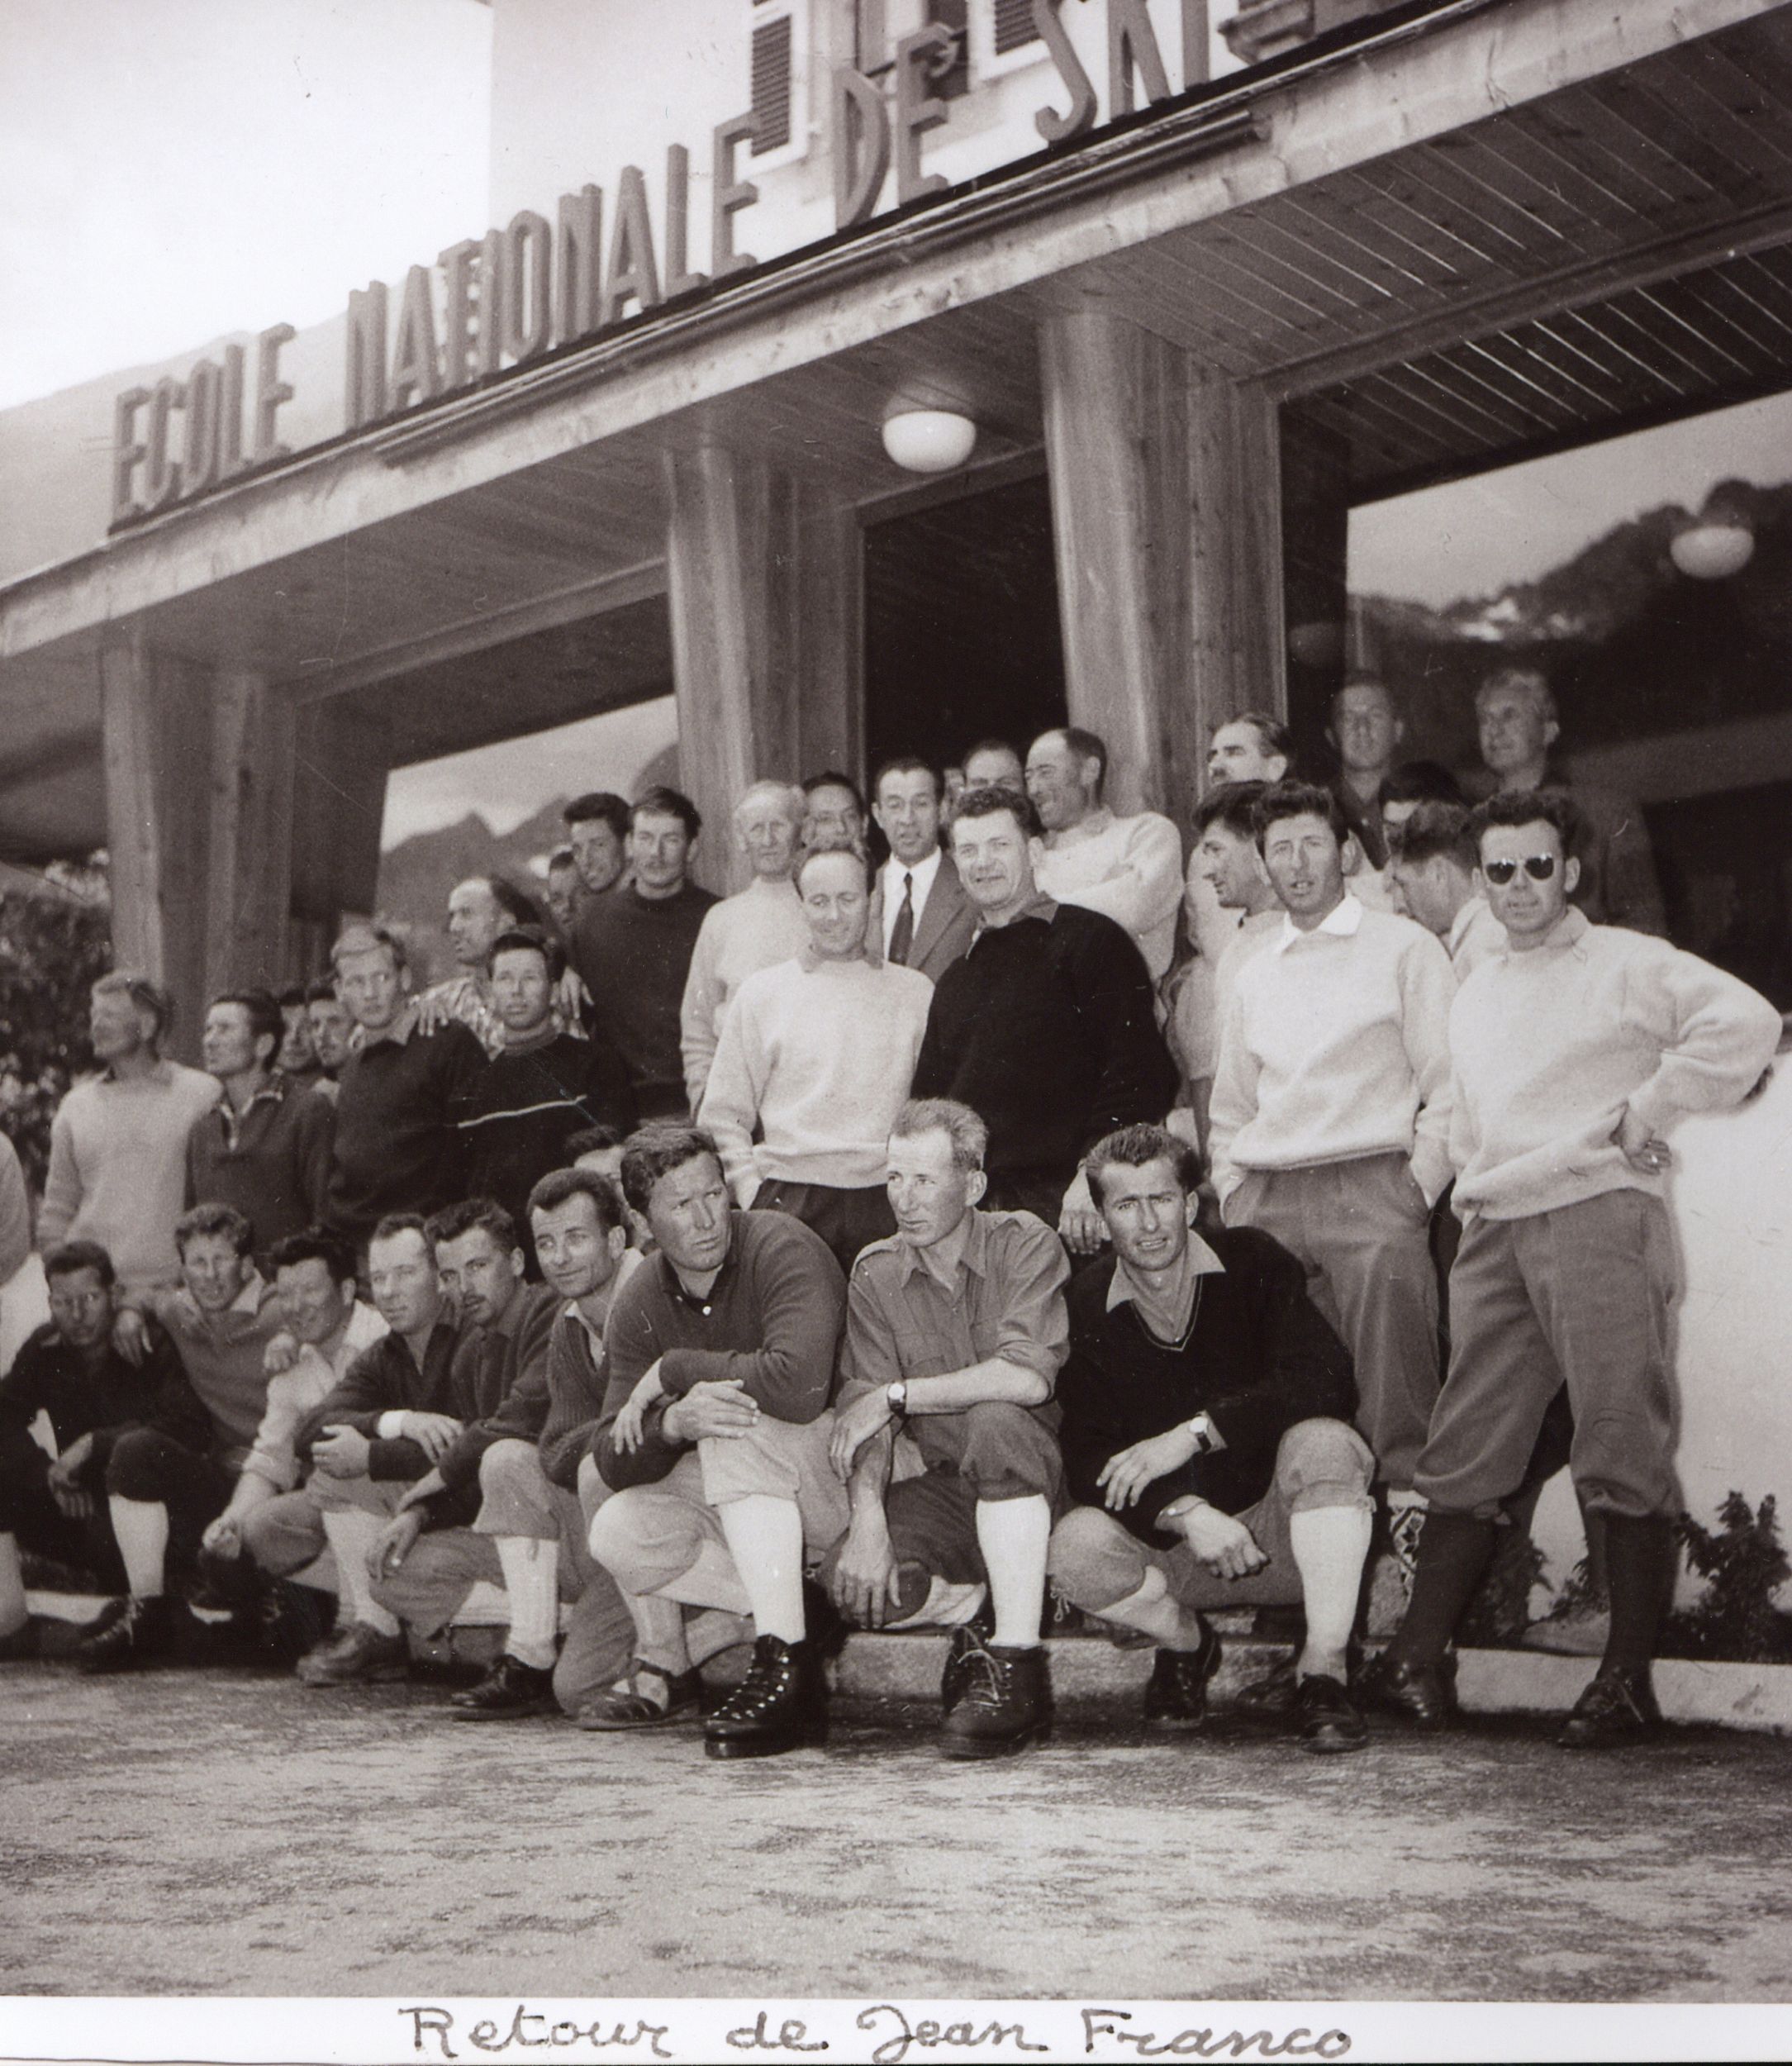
(680, 876), (810, 1109)
(1448, 912), (1782, 1221)
(573, 880), (719, 1117)
(912, 902), (1176, 1194)
(451, 1032), (637, 1240)
(698, 955), (934, 1198)
(38, 1061), (220, 1289)
(1034, 807), (1184, 980)
(326, 1021), (485, 1243)
(1208, 900), (1457, 1208)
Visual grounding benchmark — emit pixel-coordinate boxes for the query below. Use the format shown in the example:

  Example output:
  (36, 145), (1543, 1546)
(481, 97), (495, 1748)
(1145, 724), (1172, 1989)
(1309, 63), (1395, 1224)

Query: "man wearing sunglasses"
(1370, 791), (1781, 1749)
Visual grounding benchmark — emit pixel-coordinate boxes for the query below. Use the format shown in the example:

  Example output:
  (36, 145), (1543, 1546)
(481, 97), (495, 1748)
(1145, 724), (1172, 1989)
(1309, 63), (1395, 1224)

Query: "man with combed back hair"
(584, 1126), (848, 1759)
(824, 1097), (1070, 1760)
(1048, 1124), (1371, 1753)
(913, 784), (1176, 1254)
(186, 988), (334, 1253)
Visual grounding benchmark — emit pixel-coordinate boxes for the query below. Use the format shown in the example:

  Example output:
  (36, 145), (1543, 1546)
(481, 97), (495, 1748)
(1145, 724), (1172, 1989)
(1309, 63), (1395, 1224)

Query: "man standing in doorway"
(1472, 665), (1666, 935)
(1327, 678), (1406, 871)
(572, 788), (718, 1121)
(871, 758), (976, 983)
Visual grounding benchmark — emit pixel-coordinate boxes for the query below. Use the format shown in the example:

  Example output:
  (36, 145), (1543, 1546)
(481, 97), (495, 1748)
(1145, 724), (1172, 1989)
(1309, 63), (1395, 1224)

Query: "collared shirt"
(839, 1207), (1070, 1406)
(1105, 1230), (1228, 1345)
(240, 1300), (387, 1492)
(145, 1269), (284, 1464)
(0, 1316), (212, 1473)
(1446, 895), (1506, 981)
(186, 1070), (335, 1256)
(1210, 894), (1457, 1208)
(326, 1011), (486, 1242)
(879, 847), (944, 957)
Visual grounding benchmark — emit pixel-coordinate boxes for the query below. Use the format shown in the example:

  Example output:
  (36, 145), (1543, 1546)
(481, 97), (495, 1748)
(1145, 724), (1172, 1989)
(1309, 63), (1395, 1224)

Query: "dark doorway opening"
(863, 473), (1066, 782)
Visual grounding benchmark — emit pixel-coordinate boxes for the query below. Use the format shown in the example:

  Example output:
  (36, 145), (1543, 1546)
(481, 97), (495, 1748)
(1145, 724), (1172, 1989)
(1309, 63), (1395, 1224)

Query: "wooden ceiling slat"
(1082, 246), (1291, 360)
(1627, 282), (1772, 382)
(1194, 216), (1386, 326)
(1558, 90), (1724, 218)
(1685, 44), (1792, 180)
(1126, 238), (1322, 348)
(1357, 358), (1530, 450)
(1212, 208), (1408, 317)
(1448, 336), (1594, 426)
(1589, 74), (1768, 213)
(1386, 350), (1556, 444)
(1457, 111), (1646, 242)
(1595, 289), (1747, 389)
(1292, 169), (1485, 288)
(1653, 270), (1792, 367)
(1305, 383), (1455, 474)
(1393, 140), (1580, 266)
(1506, 98), (1674, 224)
(1271, 188), (1445, 300)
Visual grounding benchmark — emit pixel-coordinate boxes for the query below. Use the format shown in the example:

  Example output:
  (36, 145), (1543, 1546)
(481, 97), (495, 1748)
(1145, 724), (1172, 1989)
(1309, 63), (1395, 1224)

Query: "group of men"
(0, 666), (1780, 1764)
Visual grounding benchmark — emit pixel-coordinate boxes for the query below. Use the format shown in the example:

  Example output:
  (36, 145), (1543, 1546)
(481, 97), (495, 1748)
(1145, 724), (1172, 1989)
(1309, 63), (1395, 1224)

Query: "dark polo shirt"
(325, 1011), (485, 1246)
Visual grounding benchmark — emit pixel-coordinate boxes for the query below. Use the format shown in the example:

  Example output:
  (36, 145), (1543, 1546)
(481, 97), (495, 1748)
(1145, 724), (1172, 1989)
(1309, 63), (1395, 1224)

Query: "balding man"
(1028, 727), (1184, 985)
(418, 877), (549, 1058)
(1472, 667), (1666, 935)
(679, 781), (810, 1112)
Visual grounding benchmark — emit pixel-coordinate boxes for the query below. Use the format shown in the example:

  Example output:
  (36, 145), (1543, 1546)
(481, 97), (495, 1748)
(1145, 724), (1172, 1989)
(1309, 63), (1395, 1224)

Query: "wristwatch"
(1186, 1412), (1217, 1454)
(886, 1380), (909, 1420)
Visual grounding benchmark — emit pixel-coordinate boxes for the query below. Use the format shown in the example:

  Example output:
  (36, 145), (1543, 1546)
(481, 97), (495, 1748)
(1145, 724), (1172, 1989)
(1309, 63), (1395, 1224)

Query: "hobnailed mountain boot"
(703, 1634), (828, 1759)
(939, 1642), (1053, 1760)
(939, 1599), (997, 1715)
(74, 1595), (176, 1674)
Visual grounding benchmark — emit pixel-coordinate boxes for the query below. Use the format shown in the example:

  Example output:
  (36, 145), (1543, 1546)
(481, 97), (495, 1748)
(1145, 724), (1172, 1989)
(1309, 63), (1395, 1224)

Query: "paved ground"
(4, 1655), (1792, 2006)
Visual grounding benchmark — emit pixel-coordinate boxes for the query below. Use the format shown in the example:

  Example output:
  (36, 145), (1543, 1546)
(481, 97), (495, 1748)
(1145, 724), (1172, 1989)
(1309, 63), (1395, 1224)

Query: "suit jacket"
(903, 850), (978, 983)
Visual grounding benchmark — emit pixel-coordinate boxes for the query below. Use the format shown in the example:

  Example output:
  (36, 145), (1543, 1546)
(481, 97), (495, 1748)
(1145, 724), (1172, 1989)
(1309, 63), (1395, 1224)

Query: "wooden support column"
(1040, 311), (1195, 822)
(665, 445), (862, 893)
(1278, 406), (1352, 760)
(1040, 310), (1287, 834)
(290, 697), (391, 972)
(205, 669), (296, 995)
(100, 631), (214, 1055)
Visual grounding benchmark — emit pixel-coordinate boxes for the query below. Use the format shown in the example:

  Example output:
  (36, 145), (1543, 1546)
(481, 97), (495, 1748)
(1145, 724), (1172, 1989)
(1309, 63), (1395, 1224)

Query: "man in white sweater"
(38, 973), (218, 1293)
(698, 844), (934, 1276)
(1027, 726), (1184, 984)
(678, 781), (811, 1112)
(1370, 791), (1781, 1749)
(1208, 783), (1456, 1501)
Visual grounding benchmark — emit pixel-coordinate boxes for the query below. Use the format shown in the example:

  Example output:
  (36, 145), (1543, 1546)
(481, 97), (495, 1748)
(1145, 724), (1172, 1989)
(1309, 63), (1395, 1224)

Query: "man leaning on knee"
(1048, 1125), (1374, 1752)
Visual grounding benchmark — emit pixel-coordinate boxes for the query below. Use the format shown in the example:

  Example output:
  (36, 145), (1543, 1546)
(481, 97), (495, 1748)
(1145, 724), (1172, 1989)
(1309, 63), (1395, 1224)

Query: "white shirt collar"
(1273, 893), (1365, 954)
(1105, 1231), (1228, 1310)
(881, 846), (944, 950)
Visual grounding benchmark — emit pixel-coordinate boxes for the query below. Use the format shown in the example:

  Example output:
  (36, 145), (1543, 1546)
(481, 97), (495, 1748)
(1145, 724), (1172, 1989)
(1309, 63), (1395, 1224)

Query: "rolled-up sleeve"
(986, 1218), (1071, 1388)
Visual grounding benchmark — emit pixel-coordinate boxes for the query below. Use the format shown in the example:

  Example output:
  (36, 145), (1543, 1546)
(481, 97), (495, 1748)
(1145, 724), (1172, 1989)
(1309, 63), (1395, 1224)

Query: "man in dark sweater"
(323, 925), (485, 1249)
(584, 1126), (848, 1759)
(451, 929), (636, 1264)
(912, 785), (1176, 1253)
(0, 1240), (226, 1670)
(1047, 1124), (1374, 1751)
(372, 1173), (645, 1722)
(187, 988), (334, 1254)
(571, 788), (718, 1121)
(240, 1213), (466, 1685)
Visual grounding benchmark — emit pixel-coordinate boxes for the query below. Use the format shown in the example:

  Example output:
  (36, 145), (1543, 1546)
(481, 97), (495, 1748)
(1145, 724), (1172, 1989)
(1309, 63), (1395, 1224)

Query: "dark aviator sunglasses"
(1481, 854), (1557, 886)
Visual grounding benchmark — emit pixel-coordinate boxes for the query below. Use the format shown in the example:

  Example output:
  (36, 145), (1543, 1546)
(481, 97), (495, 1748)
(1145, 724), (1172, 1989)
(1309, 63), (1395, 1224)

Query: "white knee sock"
(0, 1533), (26, 1635)
(320, 1510), (401, 1635)
(1290, 1502), (1374, 1682)
(107, 1497), (169, 1599)
(1098, 1564), (1205, 1649)
(495, 1536), (559, 1670)
(976, 1495), (1051, 1649)
(715, 1494), (806, 1644)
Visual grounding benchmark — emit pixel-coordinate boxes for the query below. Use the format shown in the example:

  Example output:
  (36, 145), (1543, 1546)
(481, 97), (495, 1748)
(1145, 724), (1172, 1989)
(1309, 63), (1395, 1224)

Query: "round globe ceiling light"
(1671, 523), (1755, 581)
(882, 407), (977, 474)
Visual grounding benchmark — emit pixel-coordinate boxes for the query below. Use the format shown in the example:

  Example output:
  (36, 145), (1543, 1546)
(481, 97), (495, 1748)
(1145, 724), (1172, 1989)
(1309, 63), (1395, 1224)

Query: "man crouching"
(1047, 1125), (1375, 1751)
(585, 1126), (848, 1759)
(825, 1097), (1070, 1760)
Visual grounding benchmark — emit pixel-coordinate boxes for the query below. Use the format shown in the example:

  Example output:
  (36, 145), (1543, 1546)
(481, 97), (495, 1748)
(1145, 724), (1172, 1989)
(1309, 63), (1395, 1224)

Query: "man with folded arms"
(1208, 782), (1455, 1540)
(825, 1097), (1070, 1759)
(699, 844), (934, 1276)
(584, 1126), (848, 1759)
(1048, 1125), (1371, 1751)
(1027, 726), (1184, 986)
(1369, 792), (1780, 1749)
(0, 1240), (221, 1669)
(913, 784), (1176, 1252)
(241, 1212), (463, 1686)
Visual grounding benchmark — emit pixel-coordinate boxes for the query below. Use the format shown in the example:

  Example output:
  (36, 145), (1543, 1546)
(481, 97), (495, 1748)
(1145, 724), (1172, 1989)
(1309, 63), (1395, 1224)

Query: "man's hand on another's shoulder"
(661, 1381), (759, 1444)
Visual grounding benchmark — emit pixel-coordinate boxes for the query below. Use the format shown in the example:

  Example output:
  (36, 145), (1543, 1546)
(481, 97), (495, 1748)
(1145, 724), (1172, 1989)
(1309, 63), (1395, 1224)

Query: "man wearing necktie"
(871, 757), (977, 982)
